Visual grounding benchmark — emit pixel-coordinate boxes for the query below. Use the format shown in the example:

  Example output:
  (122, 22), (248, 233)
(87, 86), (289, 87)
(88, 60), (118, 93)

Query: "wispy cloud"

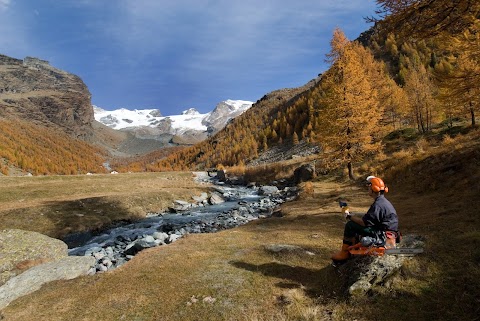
(0, 0), (10, 11)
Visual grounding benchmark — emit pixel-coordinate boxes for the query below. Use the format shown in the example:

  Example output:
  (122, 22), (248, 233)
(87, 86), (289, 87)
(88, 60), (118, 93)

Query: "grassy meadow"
(1, 129), (480, 321)
(0, 172), (207, 239)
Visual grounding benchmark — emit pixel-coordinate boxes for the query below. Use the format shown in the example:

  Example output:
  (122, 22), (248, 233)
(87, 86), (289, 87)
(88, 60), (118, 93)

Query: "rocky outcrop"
(249, 141), (321, 166)
(202, 100), (253, 131)
(0, 54), (94, 139)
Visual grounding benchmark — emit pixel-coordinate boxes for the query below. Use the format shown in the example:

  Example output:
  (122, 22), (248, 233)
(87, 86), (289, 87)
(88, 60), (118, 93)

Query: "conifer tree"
(404, 63), (437, 132)
(438, 53), (479, 127)
(292, 132), (299, 145)
(318, 28), (384, 179)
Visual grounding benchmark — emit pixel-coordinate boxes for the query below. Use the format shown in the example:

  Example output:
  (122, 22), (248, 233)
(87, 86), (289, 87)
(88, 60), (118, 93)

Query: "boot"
(331, 243), (351, 261)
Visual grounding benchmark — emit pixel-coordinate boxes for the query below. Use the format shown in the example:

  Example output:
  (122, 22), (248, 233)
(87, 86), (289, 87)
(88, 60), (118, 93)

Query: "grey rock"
(347, 255), (405, 297)
(258, 186), (279, 195)
(135, 239), (156, 250)
(97, 264), (108, 272)
(337, 235), (424, 298)
(0, 256), (95, 310)
(143, 235), (155, 243)
(192, 193), (208, 202)
(0, 229), (67, 287)
(93, 251), (105, 260)
(167, 234), (181, 244)
(264, 244), (306, 254)
(152, 232), (169, 242)
(124, 243), (138, 256)
(216, 170), (226, 181)
(209, 193), (225, 205)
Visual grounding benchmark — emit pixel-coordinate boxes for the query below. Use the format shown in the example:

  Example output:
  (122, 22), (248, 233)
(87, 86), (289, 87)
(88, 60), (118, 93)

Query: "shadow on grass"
(10, 196), (139, 242)
(230, 260), (344, 300)
(46, 196), (140, 241)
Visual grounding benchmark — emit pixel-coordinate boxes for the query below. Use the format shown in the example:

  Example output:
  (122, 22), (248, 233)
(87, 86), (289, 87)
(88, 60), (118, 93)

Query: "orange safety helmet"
(366, 176), (389, 193)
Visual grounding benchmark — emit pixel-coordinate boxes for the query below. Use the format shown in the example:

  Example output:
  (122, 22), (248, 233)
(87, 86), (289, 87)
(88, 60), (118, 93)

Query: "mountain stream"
(66, 176), (297, 274)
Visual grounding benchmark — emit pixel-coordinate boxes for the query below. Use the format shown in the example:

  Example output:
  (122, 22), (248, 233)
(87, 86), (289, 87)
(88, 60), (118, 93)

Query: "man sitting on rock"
(331, 175), (399, 262)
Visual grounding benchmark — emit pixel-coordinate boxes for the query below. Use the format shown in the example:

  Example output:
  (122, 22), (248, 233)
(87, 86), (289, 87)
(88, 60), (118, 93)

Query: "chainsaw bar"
(385, 248), (424, 255)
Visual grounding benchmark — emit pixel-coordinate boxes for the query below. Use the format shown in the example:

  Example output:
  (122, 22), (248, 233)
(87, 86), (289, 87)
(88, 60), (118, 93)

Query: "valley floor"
(1, 170), (478, 321)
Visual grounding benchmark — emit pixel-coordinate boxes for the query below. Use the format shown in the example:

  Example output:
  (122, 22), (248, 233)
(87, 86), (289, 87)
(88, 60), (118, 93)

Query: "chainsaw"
(339, 201), (424, 257)
(347, 242), (424, 256)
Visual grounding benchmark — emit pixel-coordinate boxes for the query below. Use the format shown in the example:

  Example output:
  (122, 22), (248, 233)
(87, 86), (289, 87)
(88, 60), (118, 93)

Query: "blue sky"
(0, 0), (377, 115)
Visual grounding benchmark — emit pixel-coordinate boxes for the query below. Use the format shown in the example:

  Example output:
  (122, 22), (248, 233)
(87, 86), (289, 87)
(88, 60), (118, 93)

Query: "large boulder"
(216, 170), (226, 181)
(343, 255), (406, 297)
(0, 229), (67, 286)
(293, 163), (316, 183)
(337, 234), (425, 298)
(0, 229), (95, 310)
(0, 256), (94, 310)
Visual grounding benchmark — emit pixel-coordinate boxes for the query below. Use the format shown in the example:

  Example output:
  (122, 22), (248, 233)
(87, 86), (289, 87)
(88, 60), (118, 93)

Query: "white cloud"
(0, 0), (10, 11)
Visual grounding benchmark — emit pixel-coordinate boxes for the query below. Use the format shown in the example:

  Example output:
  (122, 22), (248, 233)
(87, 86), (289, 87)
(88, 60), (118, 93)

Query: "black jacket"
(362, 195), (399, 231)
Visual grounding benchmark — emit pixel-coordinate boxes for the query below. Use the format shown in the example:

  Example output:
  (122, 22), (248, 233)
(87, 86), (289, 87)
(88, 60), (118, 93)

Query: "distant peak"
(182, 108), (199, 115)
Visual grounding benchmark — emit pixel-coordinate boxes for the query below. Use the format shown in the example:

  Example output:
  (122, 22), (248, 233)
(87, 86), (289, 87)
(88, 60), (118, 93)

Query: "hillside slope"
(0, 119), (107, 175)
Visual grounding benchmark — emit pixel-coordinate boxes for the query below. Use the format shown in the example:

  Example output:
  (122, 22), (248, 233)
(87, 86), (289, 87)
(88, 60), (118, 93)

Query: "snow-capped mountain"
(93, 99), (254, 145)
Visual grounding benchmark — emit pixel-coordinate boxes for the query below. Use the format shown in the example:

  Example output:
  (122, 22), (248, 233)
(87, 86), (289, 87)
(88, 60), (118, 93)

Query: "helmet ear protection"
(367, 177), (389, 193)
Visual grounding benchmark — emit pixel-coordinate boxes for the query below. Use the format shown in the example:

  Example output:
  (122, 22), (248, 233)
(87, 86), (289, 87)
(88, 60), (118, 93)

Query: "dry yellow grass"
(0, 172), (207, 238)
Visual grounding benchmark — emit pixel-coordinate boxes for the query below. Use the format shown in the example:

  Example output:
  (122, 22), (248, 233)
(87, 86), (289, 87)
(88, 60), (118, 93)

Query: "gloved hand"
(341, 206), (351, 220)
(339, 201), (351, 220)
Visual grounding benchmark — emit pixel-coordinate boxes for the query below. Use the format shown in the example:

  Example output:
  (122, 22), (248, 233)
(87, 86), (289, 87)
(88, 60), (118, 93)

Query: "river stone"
(258, 186), (279, 195)
(0, 255), (95, 310)
(152, 232), (169, 242)
(167, 234), (181, 243)
(143, 235), (156, 243)
(192, 193), (208, 203)
(0, 229), (67, 287)
(209, 193), (225, 205)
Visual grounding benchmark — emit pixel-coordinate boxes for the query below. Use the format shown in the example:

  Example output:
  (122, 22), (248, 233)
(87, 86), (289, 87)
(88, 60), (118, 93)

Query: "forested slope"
(0, 118), (107, 175)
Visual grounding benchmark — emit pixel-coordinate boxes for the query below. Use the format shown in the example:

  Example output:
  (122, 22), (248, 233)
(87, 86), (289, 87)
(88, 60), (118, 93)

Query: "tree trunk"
(347, 161), (355, 180)
(470, 102), (475, 127)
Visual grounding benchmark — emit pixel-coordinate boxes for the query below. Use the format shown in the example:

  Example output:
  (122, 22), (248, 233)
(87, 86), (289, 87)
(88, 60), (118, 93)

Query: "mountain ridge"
(93, 99), (254, 155)
(93, 99), (253, 131)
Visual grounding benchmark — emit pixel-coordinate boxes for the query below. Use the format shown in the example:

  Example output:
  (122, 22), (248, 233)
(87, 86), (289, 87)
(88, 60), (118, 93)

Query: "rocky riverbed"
(67, 173), (299, 274)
